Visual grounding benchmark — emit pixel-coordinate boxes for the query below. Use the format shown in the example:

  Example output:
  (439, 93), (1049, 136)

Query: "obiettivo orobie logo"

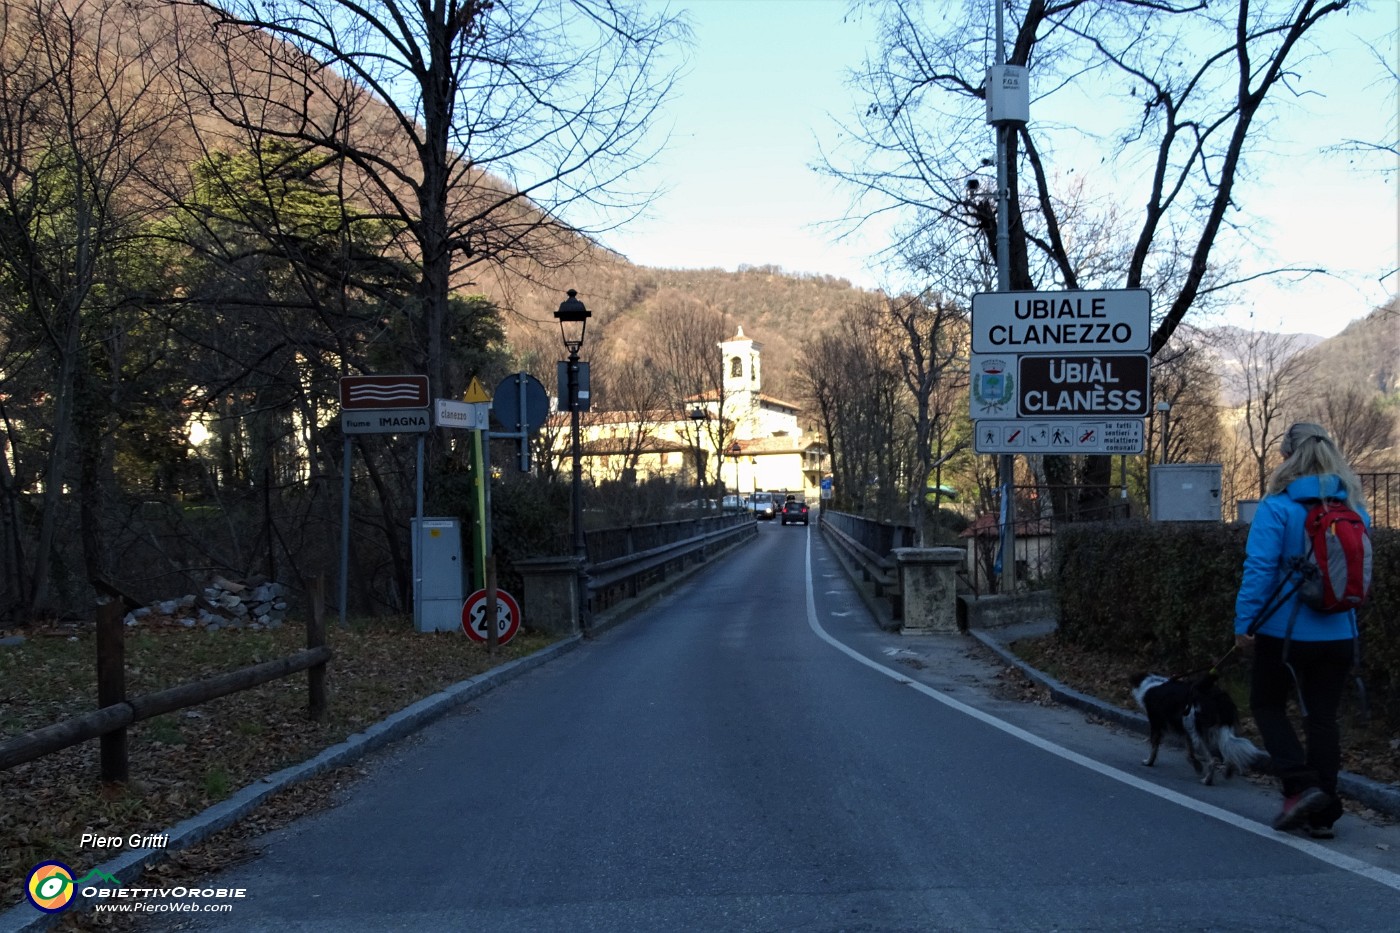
(25, 862), (118, 913)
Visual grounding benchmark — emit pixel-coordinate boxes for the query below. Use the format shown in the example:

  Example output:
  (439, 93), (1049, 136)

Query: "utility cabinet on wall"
(1150, 464), (1222, 522)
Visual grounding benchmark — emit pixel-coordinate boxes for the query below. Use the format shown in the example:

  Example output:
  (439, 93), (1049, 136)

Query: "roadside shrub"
(1053, 521), (1245, 668)
(1054, 521), (1398, 729)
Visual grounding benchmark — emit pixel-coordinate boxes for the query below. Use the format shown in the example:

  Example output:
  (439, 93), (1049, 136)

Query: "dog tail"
(1217, 729), (1266, 772)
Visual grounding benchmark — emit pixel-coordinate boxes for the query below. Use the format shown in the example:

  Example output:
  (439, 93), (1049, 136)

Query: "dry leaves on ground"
(0, 616), (557, 916)
(1010, 631), (1400, 787)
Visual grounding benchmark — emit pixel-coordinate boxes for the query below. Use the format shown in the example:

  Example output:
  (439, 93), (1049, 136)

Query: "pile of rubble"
(124, 576), (291, 631)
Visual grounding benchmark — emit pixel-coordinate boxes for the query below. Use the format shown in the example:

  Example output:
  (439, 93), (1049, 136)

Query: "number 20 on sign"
(461, 588), (522, 645)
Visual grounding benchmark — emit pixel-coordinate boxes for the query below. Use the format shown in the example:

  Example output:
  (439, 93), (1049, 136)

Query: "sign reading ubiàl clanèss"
(1017, 354), (1149, 418)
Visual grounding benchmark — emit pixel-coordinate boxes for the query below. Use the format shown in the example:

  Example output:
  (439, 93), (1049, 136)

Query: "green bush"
(1054, 522), (1399, 724)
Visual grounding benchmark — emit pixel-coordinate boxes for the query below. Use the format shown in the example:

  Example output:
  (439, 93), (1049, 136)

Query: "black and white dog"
(1129, 673), (1266, 785)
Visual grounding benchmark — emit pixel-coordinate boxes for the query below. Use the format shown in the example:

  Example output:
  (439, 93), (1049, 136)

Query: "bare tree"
(588, 342), (671, 483)
(882, 290), (969, 543)
(823, 0), (1357, 514)
(793, 300), (908, 517)
(1301, 387), (1396, 469)
(640, 297), (730, 488)
(1150, 334), (1226, 468)
(172, 0), (685, 405)
(1218, 328), (1317, 496)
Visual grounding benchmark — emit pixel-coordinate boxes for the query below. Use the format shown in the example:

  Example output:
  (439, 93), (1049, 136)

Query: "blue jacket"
(1233, 474), (1371, 641)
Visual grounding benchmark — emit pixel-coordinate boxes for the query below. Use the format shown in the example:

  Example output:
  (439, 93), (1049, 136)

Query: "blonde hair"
(1267, 422), (1363, 501)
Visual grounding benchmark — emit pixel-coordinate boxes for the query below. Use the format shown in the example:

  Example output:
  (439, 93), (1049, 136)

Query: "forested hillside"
(478, 259), (881, 398)
(1, 0), (1393, 626)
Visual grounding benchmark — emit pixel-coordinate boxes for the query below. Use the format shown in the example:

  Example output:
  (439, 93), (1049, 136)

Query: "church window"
(730, 356), (742, 378)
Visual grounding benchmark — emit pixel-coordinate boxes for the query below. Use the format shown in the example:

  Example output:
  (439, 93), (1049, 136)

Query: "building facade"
(551, 326), (828, 499)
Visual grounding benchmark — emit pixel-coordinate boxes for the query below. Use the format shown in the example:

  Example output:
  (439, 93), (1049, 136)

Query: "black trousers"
(1249, 634), (1354, 824)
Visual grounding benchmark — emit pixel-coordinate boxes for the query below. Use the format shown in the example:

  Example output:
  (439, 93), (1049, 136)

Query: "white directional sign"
(972, 289), (1151, 354)
(974, 419), (1144, 455)
(435, 399), (490, 430)
(341, 409), (431, 434)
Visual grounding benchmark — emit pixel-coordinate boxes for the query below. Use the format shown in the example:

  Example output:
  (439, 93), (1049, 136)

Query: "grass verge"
(0, 616), (557, 916)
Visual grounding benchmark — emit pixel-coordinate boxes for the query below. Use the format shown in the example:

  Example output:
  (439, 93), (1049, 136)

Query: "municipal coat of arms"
(972, 358), (1013, 414)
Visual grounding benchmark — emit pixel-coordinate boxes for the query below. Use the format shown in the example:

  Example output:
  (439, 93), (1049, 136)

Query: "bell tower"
(719, 326), (761, 432)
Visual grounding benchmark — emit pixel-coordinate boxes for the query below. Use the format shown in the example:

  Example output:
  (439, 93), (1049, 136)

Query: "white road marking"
(802, 530), (1400, 894)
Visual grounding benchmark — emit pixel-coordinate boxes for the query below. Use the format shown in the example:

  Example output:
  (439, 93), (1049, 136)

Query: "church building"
(552, 326), (828, 500)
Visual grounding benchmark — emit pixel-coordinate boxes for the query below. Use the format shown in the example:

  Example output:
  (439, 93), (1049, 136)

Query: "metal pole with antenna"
(993, 1), (1017, 594)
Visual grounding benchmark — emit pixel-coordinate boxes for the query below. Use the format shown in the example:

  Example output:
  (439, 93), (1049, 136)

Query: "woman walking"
(1233, 422), (1371, 838)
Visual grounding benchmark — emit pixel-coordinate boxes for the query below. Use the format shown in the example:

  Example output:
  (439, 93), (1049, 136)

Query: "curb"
(969, 629), (1400, 820)
(1, 636), (583, 933)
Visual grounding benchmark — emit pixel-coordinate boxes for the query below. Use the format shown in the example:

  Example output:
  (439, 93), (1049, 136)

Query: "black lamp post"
(689, 407), (706, 493)
(729, 441), (742, 498)
(555, 289), (590, 627)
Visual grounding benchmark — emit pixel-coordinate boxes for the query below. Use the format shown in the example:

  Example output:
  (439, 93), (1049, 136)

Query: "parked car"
(780, 498), (810, 525)
(674, 498), (717, 512)
(720, 494), (746, 512)
(746, 492), (777, 520)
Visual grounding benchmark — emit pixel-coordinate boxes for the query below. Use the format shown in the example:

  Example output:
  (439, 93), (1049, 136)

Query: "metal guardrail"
(820, 517), (897, 592)
(585, 513), (757, 616)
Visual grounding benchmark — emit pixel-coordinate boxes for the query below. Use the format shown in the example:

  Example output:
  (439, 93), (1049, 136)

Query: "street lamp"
(689, 407), (706, 493)
(729, 441), (743, 499)
(1156, 400), (1171, 465)
(554, 289), (590, 628)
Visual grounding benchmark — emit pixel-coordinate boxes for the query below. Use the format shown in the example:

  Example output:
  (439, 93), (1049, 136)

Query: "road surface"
(134, 520), (1400, 931)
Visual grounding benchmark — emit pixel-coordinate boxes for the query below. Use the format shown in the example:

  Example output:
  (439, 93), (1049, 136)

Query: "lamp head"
(554, 289), (590, 353)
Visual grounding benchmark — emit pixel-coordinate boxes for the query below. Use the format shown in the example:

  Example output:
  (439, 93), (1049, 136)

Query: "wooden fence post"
(308, 576), (327, 721)
(95, 599), (128, 784)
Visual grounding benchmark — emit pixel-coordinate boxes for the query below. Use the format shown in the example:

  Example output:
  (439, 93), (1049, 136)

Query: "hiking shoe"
(1307, 824), (1336, 839)
(1273, 787), (1329, 831)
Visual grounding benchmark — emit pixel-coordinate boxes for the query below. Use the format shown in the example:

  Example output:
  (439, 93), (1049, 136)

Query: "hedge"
(1052, 522), (1398, 722)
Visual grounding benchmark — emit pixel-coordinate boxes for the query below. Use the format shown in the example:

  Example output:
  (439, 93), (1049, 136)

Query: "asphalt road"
(140, 520), (1400, 932)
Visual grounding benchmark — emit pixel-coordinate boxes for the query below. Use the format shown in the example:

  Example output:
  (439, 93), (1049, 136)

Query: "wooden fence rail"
(0, 591), (330, 779)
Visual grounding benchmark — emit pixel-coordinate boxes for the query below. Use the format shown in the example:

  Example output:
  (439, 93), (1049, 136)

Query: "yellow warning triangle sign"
(463, 377), (491, 403)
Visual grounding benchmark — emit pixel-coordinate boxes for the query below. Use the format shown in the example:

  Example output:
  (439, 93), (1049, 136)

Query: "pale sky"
(600, 0), (1398, 339)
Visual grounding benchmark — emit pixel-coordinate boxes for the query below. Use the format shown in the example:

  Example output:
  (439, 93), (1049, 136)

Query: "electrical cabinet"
(1150, 464), (1222, 522)
(412, 517), (464, 632)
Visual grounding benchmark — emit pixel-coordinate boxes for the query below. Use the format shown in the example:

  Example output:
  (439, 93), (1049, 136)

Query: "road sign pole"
(470, 427), (489, 591)
(412, 434), (425, 631)
(340, 435), (350, 629)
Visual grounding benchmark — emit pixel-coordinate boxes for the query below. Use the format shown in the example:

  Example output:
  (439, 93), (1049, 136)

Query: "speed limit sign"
(461, 588), (522, 645)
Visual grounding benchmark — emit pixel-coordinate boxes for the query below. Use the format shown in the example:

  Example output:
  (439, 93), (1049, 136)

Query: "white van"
(746, 492), (778, 520)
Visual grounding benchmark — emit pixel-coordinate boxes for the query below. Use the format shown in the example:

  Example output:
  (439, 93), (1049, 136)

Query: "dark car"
(780, 498), (809, 525)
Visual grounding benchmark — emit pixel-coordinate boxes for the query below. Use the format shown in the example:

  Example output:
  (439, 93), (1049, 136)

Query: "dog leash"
(1168, 643), (1239, 682)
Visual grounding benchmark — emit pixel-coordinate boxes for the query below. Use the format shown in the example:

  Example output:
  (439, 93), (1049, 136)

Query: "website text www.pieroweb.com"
(25, 852), (247, 917)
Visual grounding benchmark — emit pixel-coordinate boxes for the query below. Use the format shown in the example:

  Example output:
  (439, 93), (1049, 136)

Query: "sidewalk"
(919, 604), (1400, 821)
(817, 520), (1400, 819)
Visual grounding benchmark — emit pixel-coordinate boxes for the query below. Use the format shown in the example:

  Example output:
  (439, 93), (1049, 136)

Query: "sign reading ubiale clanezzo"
(970, 289), (1151, 454)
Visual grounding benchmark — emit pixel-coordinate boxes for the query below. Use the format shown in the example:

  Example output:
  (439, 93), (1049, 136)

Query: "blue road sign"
(491, 373), (549, 434)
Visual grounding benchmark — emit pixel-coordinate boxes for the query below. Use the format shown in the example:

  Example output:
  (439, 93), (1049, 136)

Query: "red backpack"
(1296, 500), (1373, 614)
